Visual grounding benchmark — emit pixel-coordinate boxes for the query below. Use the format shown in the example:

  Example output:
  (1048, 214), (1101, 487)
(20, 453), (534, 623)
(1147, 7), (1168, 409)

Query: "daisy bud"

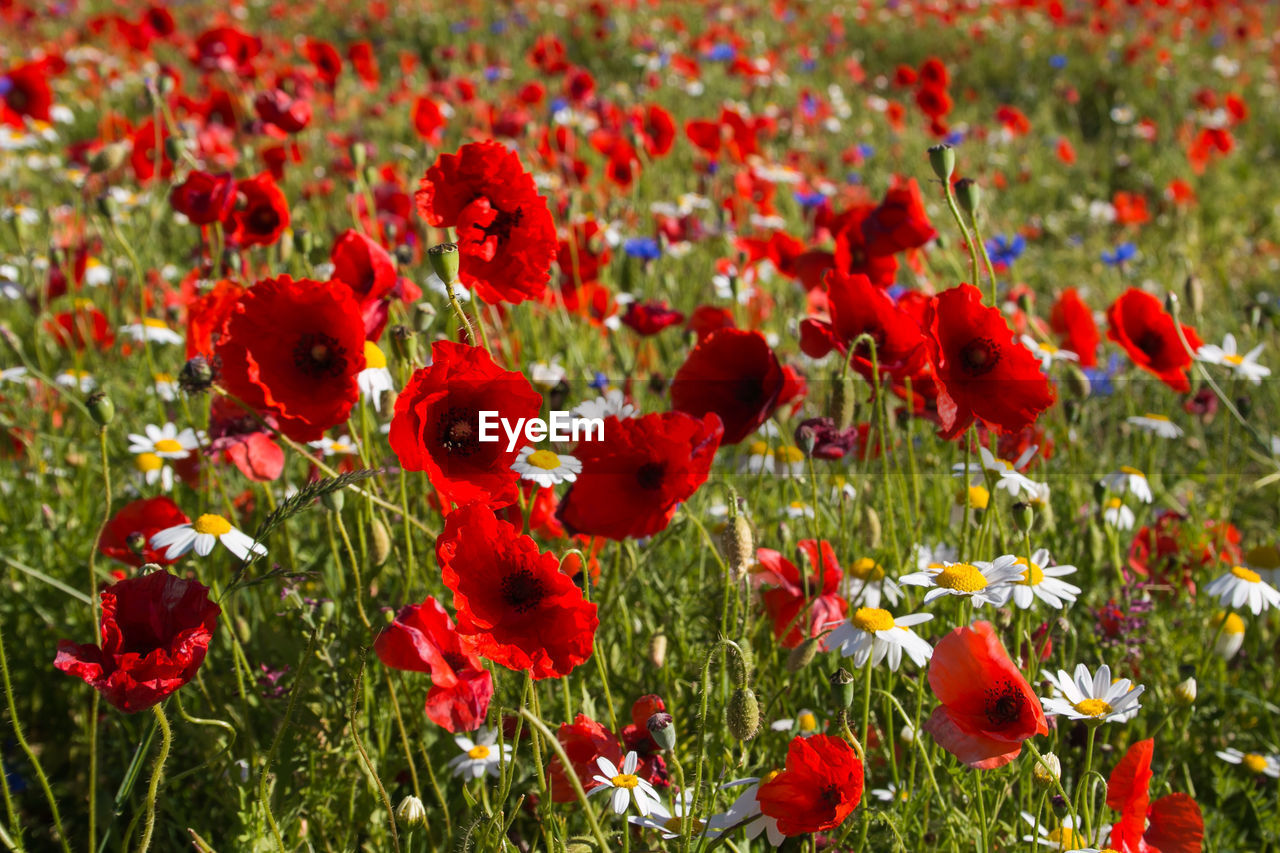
(899, 724), (915, 745)
(726, 686), (760, 741)
(721, 513), (754, 581)
(179, 356), (215, 394)
(86, 391), (114, 426)
(1184, 274), (1204, 317)
(648, 632), (667, 669)
(369, 517), (392, 567)
(787, 636), (821, 672)
(395, 795), (427, 829)
(928, 144), (955, 181)
(428, 242), (461, 284)
(1174, 677), (1197, 706)
(830, 667), (855, 709)
(1032, 752), (1061, 787)
(954, 178), (980, 216)
(647, 712), (676, 751)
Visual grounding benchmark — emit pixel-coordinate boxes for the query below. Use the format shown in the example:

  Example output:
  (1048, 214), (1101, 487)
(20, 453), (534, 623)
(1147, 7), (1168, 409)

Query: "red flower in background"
(374, 597), (494, 732)
(100, 497), (190, 567)
(412, 96), (446, 143)
(832, 205), (900, 289)
(861, 177), (937, 256)
(753, 540), (848, 649)
(215, 276), (366, 442)
(1, 61), (54, 125)
(206, 396), (285, 482)
(330, 229), (397, 307)
(557, 411), (722, 540)
(556, 219), (611, 289)
(799, 270), (926, 378)
(47, 304), (115, 351)
(254, 88), (312, 134)
(621, 301), (685, 336)
(226, 173), (290, 248)
(185, 279), (243, 359)
(1107, 739), (1204, 853)
(1127, 511), (1241, 596)
(669, 329), (784, 445)
(924, 621), (1047, 769)
(1049, 287), (1099, 367)
(388, 340), (542, 510)
(757, 734), (864, 835)
(303, 38), (342, 87)
(436, 503), (598, 679)
(55, 571), (221, 713)
(926, 283), (1055, 439)
(1107, 288), (1202, 392)
(415, 141), (557, 305)
(170, 171), (236, 226)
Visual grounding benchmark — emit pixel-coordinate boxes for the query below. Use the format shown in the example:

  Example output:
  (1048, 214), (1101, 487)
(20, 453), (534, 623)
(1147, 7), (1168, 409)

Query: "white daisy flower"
(127, 422), (203, 460)
(783, 500), (815, 520)
(708, 777), (784, 848)
(1, 366), (30, 384)
(1197, 334), (1271, 384)
(1007, 550), (1081, 610)
(912, 543), (958, 571)
(1215, 748), (1280, 778)
(1019, 811), (1109, 850)
(899, 555), (1024, 607)
(768, 709), (822, 737)
(1125, 413), (1183, 439)
(118, 317), (184, 345)
(528, 357), (566, 390)
(511, 447), (582, 488)
(1102, 498), (1135, 530)
(309, 435), (359, 457)
(1204, 565), (1280, 615)
(572, 388), (636, 421)
(1211, 611), (1246, 660)
(824, 607), (933, 670)
(133, 453), (174, 492)
(1041, 664), (1144, 724)
(1021, 335), (1080, 370)
(592, 752), (661, 816)
(82, 257), (112, 287)
(628, 791), (720, 840)
(446, 728), (511, 780)
(870, 784), (911, 804)
(952, 445), (1042, 499)
(55, 370), (96, 392)
(151, 372), (179, 401)
(1101, 466), (1153, 503)
(357, 341), (395, 412)
(842, 557), (903, 609)
(150, 513), (267, 562)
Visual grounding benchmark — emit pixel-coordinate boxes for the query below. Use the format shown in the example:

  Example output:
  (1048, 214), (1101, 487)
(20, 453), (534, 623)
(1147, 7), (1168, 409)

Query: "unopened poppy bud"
(721, 513), (754, 581)
(235, 615), (252, 644)
(860, 505), (882, 550)
(163, 136), (184, 164)
(726, 687), (759, 741)
(787, 636), (821, 672)
(564, 842), (596, 853)
(1174, 677), (1197, 705)
(928, 144), (955, 181)
(412, 301), (437, 333)
(390, 325), (418, 364)
(829, 368), (856, 430)
(86, 391), (114, 426)
(1063, 364), (1091, 400)
(369, 517), (392, 567)
(1032, 752), (1061, 787)
(1164, 291), (1179, 316)
(830, 667), (855, 709)
(1184, 274), (1203, 317)
(157, 74), (176, 96)
(647, 712), (676, 750)
(428, 242), (461, 284)
(321, 488), (344, 513)
(95, 193), (116, 219)
(395, 795), (426, 828)
(733, 639), (754, 684)
(648, 632), (667, 669)
(179, 356), (215, 393)
(954, 178), (980, 216)
(350, 142), (367, 170)
(126, 532), (147, 556)
(1011, 502), (1034, 532)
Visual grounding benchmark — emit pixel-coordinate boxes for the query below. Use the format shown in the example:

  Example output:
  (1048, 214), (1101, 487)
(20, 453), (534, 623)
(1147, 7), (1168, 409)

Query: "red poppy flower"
(185, 279), (243, 359)
(916, 83), (953, 118)
(926, 283), (1056, 439)
(54, 571), (221, 713)
(633, 104), (676, 158)
(669, 329), (783, 445)
(833, 206), (899, 289)
(191, 26), (261, 73)
(100, 497), (190, 567)
(557, 411), (722, 540)
(757, 734), (864, 835)
(799, 270), (926, 378)
(415, 141), (557, 305)
(303, 38), (342, 87)
(130, 117), (173, 183)
(918, 57), (950, 89)
(1106, 288), (1202, 392)
(924, 621), (1047, 769)
(47, 304), (115, 351)
(170, 171), (236, 226)
(215, 275), (366, 442)
(1049, 287), (1099, 368)
(753, 541), (848, 649)
(207, 397), (284, 482)
(388, 340), (542, 510)
(687, 305), (736, 342)
(226, 173), (290, 248)
(1127, 510), (1241, 596)
(253, 88), (312, 134)
(862, 177), (937, 256)
(374, 596), (494, 732)
(412, 96), (446, 143)
(436, 503), (598, 679)
(547, 714), (624, 802)
(330, 229), (397, 307)
(1107, 739), (1204, 853)
(621, 300), (685, 336)
(556, 219), (612, 288)
(1, 61), (53, 125)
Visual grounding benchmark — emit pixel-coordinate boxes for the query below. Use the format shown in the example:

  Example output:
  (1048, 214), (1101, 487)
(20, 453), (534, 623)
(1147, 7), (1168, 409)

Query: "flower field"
(3, 0), (1280, 850)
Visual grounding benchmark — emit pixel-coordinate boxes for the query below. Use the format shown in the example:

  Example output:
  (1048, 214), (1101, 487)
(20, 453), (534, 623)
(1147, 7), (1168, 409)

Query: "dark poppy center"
(441, 651), (467, 672)
(481, 205), (523, 245)
(248, 205), (280, 234)
(7, 88), (29, 111)
(501, 568), (547, 614)
(1136, 329), (1165, 358)
(636, 461), (666, 490)
(735, 377), (764, 404)
(820, 783), (842, 806)
(293, 333), (348, 378)
(984, 680), (1026, 728)
(436, 408), (481, 457)
(959, 338), (1001, 376)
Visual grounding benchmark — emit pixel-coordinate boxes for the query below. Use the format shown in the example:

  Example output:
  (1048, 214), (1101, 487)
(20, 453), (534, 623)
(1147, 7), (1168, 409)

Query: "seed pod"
(787, 636), (820, 672)
(369, 517), (392, 567)
(830, 667), (855, 709)
(726, 687), (760, 741)
(954, 178), (980, 216)
(721, 513), (754, 581)
(428, 242), (461, 284)
(928, 144), (955, 181)
(179, 356), (215, 394)
(86, 391), (114, 426)
(829, 368), (856, 430)
(648, 632), (667, 669)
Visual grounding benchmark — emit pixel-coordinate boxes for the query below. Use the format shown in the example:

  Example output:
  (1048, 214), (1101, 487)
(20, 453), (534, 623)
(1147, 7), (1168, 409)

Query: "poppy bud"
(721, 513), (754, 581)
(1011, 502), (1034, 532)
(1174, 677), (1197, 706)
(86, 391), (114, 426)
(369, 517), (392, 567)
(647, 712), (676, 751)
(395, 795), (427, 828)
(860, 505), (882, 550)
(1184, 274), (1204, 317)
(726, 686), (759, 741)
(428, 242), (461, 284)
(1032, 752), (1061, 787)
(1163, 290), (1179, 316)
(954, 178), (980, 216)
(1016, 292), (1034, 316)
(126, 531), (147, 556)
(787, 636), (821, 672)
(928, 144), (955, 181)
(95, 193), (116, 219)
(321, 489), (344, 513)
(179, 356), (215, 394)
(830, 667), (855, 709)
(163, 136), (184, 164)
(564, 842), (596, 853)
(1063, 364), (1091, 400)
(390, 325), (418, 365)
(648, 632), (667, 669)
(350, 142), (367, 170)
(394, 244), (414, 266)
(412, 302), (437, 333)
(829, 368), (856, 430)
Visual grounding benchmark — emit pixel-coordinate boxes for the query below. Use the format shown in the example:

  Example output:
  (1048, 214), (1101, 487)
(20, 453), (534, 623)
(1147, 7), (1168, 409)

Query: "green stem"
(135, 703), (172, 853)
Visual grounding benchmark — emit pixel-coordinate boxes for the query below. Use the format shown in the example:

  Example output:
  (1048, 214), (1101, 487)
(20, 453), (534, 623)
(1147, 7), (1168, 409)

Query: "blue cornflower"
(1049, 55), (1068, 69)
(1083, 353), (1126, 397)
(793, 190), (826, 209)
(623, 237), (662, 261)
(987, 234), (1026, 267)
(706, 43), (736, 62)
(1101, 243), (1137, 266)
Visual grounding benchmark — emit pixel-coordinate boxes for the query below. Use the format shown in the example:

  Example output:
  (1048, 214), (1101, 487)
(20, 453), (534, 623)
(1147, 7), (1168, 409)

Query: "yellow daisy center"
(935, 564), (987, 592)
(1223, 353), (1244, 365)
(142, 317), (167, 329)
(1143, 413), (1170, 421)
(153, 372), (173, 382)
(154, 438), (183, 453)
(749, 440), (769, 456)
(1213, 612), (1245, 635)
(966, 485), (990, 509)
(1040, 342), (1059, 354)
(1105, 497), (1124, 509)
(364, 340), (387, 370)
(1073, 698), (1113, 717)
(527, 449), (561, 470)
(192, 514), (232, 536)
(1016, 558), (1044, 586)
(851, 607), (896, 632)
(1047, 827), (1077, 846)
(849, 558), (885, 581)
(775, 446), (805, 464)
(1119, 465), (1144, 477)
(797, 711), (818, 732)
(467, 744), (491, 760)
(1230, 566), (1261, 583)
(1243, 753), (1269, 774)
(611, 773), (639, 790)
(134, 452), (163, 472)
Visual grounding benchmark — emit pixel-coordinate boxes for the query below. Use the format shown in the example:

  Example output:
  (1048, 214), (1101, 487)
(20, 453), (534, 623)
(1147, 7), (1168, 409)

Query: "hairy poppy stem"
(135, 703), (172, 853)
(86, 424), (112, 851)
(517, 709), (611, 852)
